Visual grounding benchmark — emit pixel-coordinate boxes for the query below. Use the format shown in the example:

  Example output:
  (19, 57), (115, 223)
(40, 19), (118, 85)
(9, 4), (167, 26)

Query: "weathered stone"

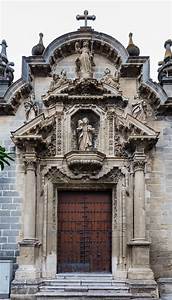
(0, 15), (172, 300)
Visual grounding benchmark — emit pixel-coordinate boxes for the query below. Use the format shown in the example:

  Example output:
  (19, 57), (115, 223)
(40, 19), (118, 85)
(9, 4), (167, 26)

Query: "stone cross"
(76, 10), (96, 27)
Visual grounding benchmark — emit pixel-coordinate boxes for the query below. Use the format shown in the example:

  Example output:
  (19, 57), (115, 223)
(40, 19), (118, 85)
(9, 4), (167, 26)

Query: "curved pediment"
(43, 30), (129, 68)
(0, 29), (168, 116)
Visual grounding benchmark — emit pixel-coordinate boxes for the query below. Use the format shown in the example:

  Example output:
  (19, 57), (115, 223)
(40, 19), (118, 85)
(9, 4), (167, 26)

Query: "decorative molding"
(0, 82), (32, 115)
(98, 166), (123, 183)
(65, 150), (106, 175)
(56, 114), (63, 155)
(107, 114), (114, 155)
(45, 166), (71, 183)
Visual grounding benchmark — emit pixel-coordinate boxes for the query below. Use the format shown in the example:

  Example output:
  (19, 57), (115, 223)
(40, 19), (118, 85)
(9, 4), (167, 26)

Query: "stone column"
(14, 148), (41, 283)
(133, 158), (146, 240)
(128, 151), (154, 280)
(24, 154), (37, 239)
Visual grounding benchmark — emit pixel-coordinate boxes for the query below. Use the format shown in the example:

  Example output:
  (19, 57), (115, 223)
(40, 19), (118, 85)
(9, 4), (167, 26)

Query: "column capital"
(133, 159), (145, 172)
(23, 153), (37, 172)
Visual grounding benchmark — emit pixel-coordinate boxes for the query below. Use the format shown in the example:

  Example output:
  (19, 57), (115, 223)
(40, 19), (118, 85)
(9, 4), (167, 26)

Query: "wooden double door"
(57, 191), (112, 273)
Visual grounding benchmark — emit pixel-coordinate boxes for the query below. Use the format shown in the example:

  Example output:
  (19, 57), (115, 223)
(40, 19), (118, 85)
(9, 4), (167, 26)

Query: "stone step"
(42, 279), (127, 286)
(39, 285), (129, 291)
(36, 290), (132, 298)
(56, 273), (113, 279)
(37, 274), (132, 299)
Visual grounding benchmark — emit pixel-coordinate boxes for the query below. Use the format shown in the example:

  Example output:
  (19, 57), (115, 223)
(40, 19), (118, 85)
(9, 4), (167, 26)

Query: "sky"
(1, 0), (172, 82)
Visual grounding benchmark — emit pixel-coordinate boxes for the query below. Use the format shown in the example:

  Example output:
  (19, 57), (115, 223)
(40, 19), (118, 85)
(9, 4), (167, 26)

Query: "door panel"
(57, 191), (111, 273)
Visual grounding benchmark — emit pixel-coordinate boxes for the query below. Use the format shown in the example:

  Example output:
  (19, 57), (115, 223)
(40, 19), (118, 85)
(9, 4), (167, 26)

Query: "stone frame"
(40, 164), (127, 279)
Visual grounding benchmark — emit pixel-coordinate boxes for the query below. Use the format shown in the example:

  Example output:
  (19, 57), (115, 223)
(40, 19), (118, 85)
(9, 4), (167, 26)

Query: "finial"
(39, 33), (44, 44)
(164, 39), (172, 60)
(0, 39), (8, 61)
(126, 32), (140, 57)
(129, 32), (133, 44)
(32, 33), (45, 56)
(0, 39), (14, 87)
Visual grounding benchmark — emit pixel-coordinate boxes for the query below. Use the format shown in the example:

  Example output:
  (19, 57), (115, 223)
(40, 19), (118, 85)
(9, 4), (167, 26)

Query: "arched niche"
(71, 109), (100, 150)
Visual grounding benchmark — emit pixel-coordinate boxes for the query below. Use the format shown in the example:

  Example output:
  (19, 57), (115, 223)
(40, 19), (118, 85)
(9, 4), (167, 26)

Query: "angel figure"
(48, 69), (68, 93)
(101, 68), (119, 89)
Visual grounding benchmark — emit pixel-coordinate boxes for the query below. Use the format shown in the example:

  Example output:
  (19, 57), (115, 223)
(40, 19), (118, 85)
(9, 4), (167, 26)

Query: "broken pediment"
(11, 113), (56, 154)
(11, 99), (159, 161)
(42, 77), (128, 109)
(114, 113), (159, 155)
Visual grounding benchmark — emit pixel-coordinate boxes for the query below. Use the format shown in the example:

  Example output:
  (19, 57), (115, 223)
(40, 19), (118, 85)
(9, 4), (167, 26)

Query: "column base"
(14, 239), (41, 281)
(128, 239), (154, 280)
(128, 267), (154, 280)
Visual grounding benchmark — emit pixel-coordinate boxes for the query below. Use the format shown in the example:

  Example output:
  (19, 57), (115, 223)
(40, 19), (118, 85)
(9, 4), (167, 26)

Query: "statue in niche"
(24, 94), (39, 122)
(132, 96), (148, 122)
(75, 40), (95, 79)
(77, 117), (95, 151)
(101, 68), (120, 89)
(48, 69), (68, 92)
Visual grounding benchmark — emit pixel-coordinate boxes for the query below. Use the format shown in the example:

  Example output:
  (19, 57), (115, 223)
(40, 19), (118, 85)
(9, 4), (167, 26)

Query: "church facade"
(0, 11), (172, 300)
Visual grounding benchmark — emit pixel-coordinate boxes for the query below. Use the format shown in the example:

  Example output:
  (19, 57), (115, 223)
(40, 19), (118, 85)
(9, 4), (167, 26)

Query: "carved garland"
(108, 114), (114, 155)
(56, 114), (63, 155)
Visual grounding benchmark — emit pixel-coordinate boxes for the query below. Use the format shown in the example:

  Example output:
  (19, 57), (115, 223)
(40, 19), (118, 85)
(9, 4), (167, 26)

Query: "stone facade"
(0, 18), (172, 300)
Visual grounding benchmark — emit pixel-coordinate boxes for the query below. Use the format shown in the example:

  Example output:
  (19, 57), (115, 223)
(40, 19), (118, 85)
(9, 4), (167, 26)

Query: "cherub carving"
(48, 69), (68, 93)
(101, 68), (119, 89)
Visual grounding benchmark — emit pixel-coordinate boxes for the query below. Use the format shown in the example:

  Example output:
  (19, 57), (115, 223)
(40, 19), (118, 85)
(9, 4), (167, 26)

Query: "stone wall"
(146, 117), (172, 278)
(0, 114), (24, 272)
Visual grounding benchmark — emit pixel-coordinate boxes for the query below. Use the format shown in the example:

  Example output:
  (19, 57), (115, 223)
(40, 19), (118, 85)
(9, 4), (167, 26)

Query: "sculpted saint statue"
(77, 117), (95, 151)
(75, 41), (95, 79)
